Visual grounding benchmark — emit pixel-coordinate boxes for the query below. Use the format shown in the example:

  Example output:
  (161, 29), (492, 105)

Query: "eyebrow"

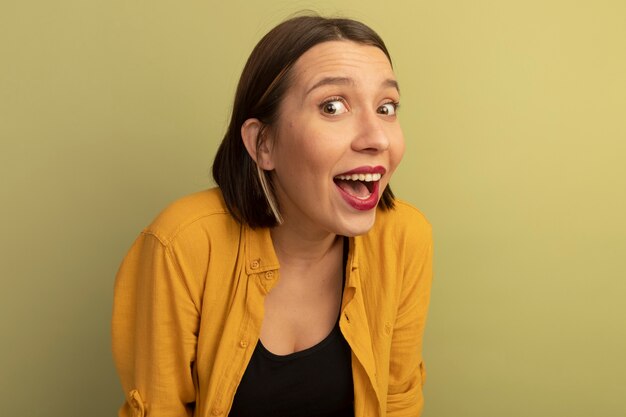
(306, 76), (400, 95)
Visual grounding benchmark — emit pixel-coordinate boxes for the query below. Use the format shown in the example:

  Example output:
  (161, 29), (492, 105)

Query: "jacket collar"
(243, 225), (280, 275)
(341, 235), (382, 413)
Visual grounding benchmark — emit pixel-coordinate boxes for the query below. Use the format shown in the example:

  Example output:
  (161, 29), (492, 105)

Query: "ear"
(241, 118), (275, 170)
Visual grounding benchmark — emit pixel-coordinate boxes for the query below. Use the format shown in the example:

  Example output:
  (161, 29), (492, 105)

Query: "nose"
(352, 109), (391, 153)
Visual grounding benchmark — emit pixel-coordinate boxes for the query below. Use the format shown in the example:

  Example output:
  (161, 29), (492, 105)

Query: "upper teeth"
(335, 173), (382, 181)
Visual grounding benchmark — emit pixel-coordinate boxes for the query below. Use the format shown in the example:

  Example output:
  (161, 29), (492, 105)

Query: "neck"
(270, 220), (341, 268)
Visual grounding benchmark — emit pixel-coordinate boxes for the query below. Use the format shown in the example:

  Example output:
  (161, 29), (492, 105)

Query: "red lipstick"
(335, 165), (386, 176)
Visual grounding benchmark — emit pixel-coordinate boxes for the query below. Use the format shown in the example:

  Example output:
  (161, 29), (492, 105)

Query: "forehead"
(290, 41), (395, 90)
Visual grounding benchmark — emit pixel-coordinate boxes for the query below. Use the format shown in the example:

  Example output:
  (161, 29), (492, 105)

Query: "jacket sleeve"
(112, 232), (201, 417)
(386, 224), (433, 417)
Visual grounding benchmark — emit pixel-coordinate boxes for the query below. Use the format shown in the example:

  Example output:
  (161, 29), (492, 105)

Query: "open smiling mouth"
(333, 172), (383, 211)
(334, 173), (381, 198)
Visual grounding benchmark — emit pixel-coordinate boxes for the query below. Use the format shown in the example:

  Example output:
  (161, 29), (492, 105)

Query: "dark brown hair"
(212, 14), (396, 228)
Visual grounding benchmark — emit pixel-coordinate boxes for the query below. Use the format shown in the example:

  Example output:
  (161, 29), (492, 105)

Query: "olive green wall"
(1, 1), (624, 416)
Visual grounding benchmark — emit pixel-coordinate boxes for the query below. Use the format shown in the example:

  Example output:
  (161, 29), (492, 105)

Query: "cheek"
(280, 124), (336, 170)
(391, 129), (406, 169)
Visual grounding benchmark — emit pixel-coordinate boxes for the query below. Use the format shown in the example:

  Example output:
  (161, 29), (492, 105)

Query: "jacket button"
(264, 271), (274, 280)
(239, 340), (248, 348)
(384, 322), (392, 335)
(211, 408), (223, 416)
(250, 259), (260, 269)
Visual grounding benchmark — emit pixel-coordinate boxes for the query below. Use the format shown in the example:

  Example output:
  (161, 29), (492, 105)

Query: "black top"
(228, 238), (354, 417)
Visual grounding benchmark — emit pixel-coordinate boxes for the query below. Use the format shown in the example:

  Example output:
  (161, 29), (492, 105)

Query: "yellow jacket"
(112, 188), (433, 417)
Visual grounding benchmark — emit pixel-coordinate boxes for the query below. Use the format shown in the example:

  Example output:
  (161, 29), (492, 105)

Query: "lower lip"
(335, 181), (380, 211)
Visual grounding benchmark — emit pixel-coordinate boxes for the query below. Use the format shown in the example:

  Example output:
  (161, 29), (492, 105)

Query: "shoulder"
(356, 199), (432, 271)
(142, 187), (239, 247)
(369, 199), (432, 247)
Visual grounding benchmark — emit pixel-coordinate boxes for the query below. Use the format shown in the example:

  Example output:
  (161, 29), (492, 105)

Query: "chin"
(335, 211), (377, 237)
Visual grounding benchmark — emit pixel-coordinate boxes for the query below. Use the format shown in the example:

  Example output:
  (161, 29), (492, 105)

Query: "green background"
(1, 1), (625, 416)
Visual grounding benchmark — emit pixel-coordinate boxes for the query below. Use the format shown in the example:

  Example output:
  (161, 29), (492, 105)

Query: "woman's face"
(266, 40), (405, 237)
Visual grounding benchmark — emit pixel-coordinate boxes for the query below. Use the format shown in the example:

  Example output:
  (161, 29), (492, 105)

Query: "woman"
(112, 15), (433, 417)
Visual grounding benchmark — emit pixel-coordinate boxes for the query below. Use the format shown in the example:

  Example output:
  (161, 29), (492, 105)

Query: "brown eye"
(321, 99), (348, 115)
(378, 102), (398, 116)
